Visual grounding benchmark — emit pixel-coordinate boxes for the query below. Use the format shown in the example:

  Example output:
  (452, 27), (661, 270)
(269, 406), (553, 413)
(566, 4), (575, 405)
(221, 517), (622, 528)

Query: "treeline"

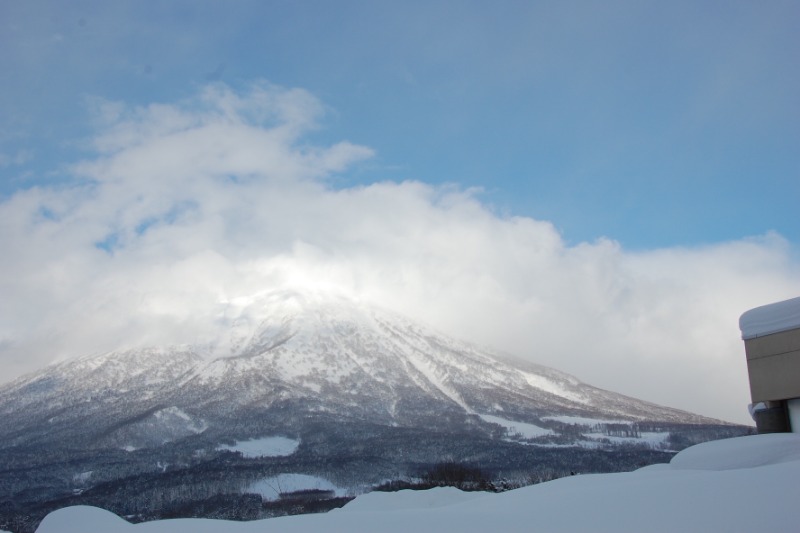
(0, 418), (753, 532)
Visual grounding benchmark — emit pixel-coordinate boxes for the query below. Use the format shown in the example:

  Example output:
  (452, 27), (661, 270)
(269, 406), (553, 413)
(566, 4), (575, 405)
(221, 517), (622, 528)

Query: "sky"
(0, 0), (798, 424)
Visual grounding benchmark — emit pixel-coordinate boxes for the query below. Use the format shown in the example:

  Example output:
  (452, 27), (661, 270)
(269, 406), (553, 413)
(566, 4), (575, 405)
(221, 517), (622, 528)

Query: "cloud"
(0, 81), (797, 424)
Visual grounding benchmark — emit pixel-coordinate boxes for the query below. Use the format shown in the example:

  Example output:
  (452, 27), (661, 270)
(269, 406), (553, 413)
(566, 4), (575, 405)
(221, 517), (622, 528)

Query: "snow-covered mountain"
(0, 288), (747, 533)
(1, 289), (713, 448)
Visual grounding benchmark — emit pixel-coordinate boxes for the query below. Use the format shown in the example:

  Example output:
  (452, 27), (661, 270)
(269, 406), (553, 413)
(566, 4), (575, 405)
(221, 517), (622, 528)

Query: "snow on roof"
(739, 295), (800, 340)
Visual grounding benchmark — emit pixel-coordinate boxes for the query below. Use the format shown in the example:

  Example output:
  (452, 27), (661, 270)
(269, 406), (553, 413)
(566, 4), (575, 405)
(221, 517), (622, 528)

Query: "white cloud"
(0, 82), (797, 424)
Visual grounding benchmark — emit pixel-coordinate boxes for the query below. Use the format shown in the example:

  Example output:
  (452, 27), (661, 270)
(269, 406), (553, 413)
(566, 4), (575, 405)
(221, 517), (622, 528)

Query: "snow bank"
(37, 506), (131, 533)
(739, 295), (800, 339)
(36, 434), (800, 533)
(341, 486), (482, 512)
(669, 432), (800, 470)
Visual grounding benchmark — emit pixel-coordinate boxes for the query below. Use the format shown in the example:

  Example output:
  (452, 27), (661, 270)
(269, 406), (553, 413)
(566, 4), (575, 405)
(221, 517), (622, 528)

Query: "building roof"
(740, 296), (800, 340)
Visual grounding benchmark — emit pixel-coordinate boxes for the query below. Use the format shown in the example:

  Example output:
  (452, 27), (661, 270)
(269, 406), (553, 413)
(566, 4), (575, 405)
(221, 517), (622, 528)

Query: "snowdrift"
(35, 434), (800, 533)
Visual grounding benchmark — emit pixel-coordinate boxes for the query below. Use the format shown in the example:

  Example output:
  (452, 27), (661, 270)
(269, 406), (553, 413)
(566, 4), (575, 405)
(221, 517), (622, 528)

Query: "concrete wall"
(789, 399), (800, 433)
(743, 327), (800, 404)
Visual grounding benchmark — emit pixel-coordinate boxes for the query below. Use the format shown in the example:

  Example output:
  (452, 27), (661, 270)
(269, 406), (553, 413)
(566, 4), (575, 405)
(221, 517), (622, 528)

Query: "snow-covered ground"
(491, 415), (672, 449)
(216, 436), (300, 458)
(247, 474), (344, 501)
(36, 433), (800, 532)
(541, 415), (628, 425)
(478, 413), (554, 438)
(580, 431), (671, 448)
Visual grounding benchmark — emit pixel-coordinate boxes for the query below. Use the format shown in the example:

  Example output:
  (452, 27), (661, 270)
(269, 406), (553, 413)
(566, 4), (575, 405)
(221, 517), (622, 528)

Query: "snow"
(478, 414), (554, 438)
(36, 433), (800, 533)
(538, 416), (671, 448)
(583, 431), (671, 448)
(248, 474), (343, 501)
(399, 341), (474, 414)
(519, 371), (587, 404)
(152, 406), (208, 434)
(342, 486), (483, 512)
(669, 432), (800, 470)
(216, 436), (300, 458)
(72, 471), (93, 484)
(542, 415), (628, 426)
(739, 295), (800, 339)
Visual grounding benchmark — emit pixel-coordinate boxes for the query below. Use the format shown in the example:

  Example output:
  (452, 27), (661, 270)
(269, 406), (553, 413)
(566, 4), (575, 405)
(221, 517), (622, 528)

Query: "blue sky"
(3, 0), (797, 248)
(1, 1), (799, 423)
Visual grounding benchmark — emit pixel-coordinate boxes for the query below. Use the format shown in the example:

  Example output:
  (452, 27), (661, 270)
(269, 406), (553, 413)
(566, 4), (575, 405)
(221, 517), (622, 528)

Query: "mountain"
(0, 289), (748, 533)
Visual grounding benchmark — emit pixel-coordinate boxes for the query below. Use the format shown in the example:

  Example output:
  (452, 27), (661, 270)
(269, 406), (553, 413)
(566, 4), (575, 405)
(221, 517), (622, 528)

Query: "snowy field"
(247, 474), (344, 501)
(477, 413), (554, 438)
(216, 437), (300, 458)
(35, 434), (800, 533)
(485, 414), (673, 448)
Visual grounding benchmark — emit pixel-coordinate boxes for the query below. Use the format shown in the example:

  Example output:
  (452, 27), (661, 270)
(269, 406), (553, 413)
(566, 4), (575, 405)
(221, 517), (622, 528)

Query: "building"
(740, 296), (800, 433)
